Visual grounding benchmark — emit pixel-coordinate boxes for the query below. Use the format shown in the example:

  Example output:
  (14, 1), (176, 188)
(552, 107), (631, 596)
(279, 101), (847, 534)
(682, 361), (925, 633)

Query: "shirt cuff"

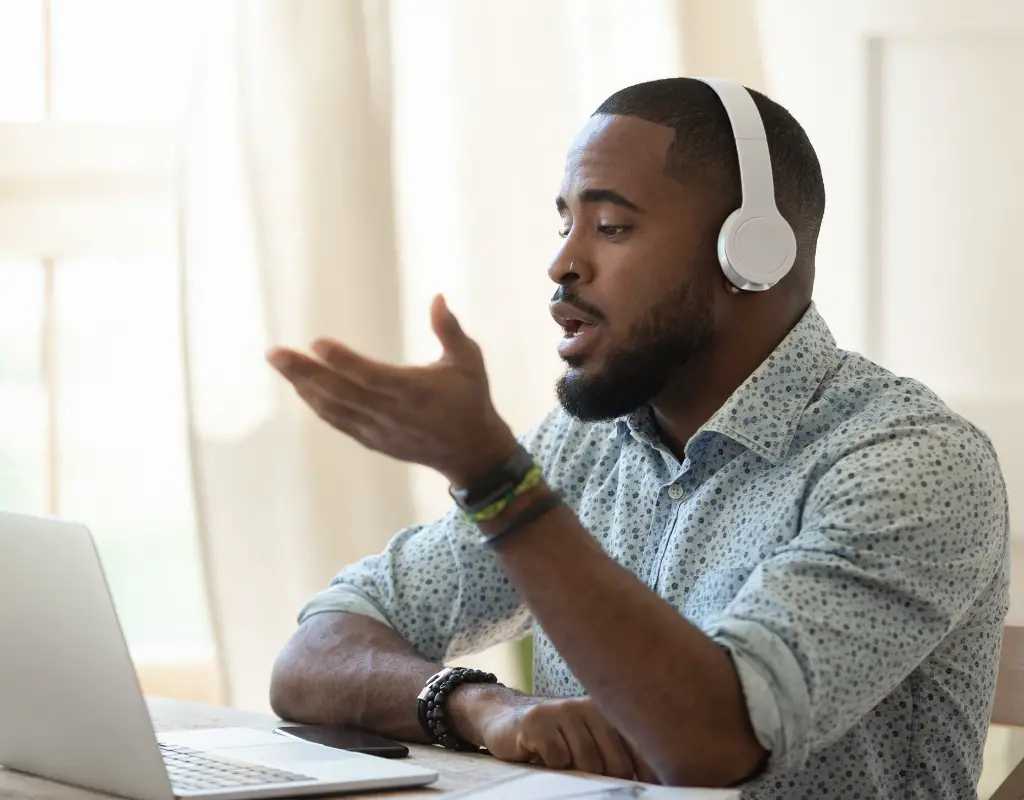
(706, 616), (813, 773)
(297, 584), (394, 629)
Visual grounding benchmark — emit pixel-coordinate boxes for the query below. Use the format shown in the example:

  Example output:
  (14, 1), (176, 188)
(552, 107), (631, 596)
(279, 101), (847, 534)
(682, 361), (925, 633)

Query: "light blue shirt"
(299, 304), (1009, 799)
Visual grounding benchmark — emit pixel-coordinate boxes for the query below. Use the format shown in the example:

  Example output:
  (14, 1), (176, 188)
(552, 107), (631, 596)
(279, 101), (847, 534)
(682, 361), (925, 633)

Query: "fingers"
(622, 737), (660, 784)
(268, 347), (386, 414)
(293, 381), (380, 444)
(309, 339), (405, 396)
(503, 698), (653, 782)
(266, 347), (321, 380)
(517, 727), (572, 770)
(516, 698), (636, 778)
(558, 717), (606, 776)
(579, 708), (636, 780)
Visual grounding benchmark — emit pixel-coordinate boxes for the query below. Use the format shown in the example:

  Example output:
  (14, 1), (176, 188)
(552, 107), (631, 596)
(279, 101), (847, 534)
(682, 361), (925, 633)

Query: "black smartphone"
(273, 724), (410, 758)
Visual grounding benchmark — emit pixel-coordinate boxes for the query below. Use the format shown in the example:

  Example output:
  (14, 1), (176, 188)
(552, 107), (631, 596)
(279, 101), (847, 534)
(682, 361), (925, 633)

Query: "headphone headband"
(693, 77), (796, 291)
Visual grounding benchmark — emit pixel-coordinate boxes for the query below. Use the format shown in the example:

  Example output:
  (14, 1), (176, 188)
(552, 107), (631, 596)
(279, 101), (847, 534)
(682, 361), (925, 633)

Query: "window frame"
(0, 0), (221, 703)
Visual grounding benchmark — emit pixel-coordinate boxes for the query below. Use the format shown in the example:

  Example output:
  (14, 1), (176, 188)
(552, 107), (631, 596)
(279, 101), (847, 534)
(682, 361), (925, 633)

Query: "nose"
(548, 256), (575, 286)
(548, 244), (590, 286)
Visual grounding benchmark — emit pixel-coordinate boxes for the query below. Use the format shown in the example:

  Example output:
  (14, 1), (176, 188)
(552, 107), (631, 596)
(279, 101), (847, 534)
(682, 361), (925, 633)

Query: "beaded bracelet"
(416, 667), (502, 751)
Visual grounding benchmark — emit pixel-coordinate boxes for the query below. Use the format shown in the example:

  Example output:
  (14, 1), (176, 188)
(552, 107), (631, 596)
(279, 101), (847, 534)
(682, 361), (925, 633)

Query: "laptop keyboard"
(160, 743), (315, 794)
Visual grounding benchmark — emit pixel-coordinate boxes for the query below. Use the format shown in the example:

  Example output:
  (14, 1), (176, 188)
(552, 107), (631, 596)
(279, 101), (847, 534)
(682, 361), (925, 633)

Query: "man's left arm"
(477, 491), (768, 787)
(481, 419), (1008, 787)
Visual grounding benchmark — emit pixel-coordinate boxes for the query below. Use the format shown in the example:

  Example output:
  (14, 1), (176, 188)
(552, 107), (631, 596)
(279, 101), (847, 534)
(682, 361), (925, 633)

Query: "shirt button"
(667, 484), (684, 500)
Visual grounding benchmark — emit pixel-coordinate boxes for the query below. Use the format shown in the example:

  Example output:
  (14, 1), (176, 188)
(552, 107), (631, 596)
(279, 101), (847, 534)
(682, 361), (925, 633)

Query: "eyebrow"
(555, 188), (643, 213)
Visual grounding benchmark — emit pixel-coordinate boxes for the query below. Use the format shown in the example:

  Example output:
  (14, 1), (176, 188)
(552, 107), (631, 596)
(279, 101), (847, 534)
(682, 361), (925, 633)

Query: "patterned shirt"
(299, 304), (1010, 799)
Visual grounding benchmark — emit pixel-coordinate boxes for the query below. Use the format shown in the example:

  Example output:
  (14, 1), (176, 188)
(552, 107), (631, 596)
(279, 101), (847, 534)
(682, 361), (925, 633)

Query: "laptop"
(0, 511), (438, 799)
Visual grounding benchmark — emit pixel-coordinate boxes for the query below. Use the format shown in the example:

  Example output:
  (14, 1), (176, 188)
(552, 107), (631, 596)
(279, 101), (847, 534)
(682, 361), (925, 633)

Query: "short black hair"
(594, 77), (826, 264)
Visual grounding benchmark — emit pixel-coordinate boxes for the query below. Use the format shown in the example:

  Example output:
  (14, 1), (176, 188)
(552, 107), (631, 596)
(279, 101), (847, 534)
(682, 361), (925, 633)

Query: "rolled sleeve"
(295, 406), (575, 662)
(713, 620), (810, 771)
(298, 583), (393, 628)
(704, 419), (1007, 771)
(300, 509), (531, 663)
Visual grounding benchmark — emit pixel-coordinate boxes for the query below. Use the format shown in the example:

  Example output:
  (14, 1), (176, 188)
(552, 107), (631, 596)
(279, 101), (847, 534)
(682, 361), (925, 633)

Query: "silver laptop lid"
(0, 511), (174, 800)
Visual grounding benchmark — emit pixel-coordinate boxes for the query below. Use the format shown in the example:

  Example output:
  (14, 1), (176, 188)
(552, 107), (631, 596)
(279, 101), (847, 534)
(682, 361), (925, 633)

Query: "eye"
(597, 224), (631, 239)
(558, 223), (571, 239)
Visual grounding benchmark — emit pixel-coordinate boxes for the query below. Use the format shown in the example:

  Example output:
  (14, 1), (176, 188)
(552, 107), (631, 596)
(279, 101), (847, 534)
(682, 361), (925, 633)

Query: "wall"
(754, 2), (1024, 794)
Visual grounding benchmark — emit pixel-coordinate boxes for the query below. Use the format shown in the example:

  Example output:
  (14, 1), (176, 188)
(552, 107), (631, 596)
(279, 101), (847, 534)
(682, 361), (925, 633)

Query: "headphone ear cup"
(717, 209), (744, 286)
(718, 210), (796, 291)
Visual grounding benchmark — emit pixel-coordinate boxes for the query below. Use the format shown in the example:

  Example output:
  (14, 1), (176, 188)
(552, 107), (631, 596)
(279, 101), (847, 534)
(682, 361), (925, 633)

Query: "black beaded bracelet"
(416, 667), (502, 751)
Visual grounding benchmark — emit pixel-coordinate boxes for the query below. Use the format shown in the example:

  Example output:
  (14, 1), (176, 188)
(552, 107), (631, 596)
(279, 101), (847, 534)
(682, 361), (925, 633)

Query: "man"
(266, 78), (1009, 797)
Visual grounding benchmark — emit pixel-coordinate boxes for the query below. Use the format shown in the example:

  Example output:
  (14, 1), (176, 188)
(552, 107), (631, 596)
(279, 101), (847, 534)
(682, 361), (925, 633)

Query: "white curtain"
(179, 0), (763, 712)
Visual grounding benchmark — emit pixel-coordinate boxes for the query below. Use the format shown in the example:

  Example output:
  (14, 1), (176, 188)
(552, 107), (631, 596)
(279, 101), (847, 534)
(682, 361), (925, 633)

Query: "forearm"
(269, 611), (439, 741)
(269, 610), (526, 747)
(484, 487), (766, 787)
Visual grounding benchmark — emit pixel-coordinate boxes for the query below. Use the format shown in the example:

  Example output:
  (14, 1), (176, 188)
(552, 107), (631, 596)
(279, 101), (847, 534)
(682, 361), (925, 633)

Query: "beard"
(556, 275), (715, 422)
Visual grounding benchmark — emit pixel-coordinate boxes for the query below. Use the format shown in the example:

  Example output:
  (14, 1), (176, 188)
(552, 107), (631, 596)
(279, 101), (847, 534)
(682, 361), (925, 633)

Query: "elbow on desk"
(267, 646), (324, 724)
(653, 731), (768, 789)
(268, 656), (300, 722)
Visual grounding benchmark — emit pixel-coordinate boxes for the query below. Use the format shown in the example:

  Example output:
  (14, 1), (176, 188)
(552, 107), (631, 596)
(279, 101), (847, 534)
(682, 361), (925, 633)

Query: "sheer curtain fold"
(180, 0), (763, 710)
(179, 0), (412, 711)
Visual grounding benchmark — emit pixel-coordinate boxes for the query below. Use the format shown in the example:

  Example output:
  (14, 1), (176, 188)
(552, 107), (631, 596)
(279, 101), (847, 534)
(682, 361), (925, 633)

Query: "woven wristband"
(478, 491), (564, 546)
(462, 463), (544, 523)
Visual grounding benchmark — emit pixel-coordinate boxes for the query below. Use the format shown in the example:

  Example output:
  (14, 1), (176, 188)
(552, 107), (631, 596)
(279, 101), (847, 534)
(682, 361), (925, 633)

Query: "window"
(0, 0), (218, 701)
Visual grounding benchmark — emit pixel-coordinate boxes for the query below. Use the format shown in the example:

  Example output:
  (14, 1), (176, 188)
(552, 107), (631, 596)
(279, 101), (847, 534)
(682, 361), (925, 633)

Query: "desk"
(0, 697), (645, 799)
(0, 698), (737, 799)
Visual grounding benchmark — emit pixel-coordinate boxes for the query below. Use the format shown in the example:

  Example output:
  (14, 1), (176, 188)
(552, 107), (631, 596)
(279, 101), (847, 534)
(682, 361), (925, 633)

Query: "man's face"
(550, 114), (723, 422)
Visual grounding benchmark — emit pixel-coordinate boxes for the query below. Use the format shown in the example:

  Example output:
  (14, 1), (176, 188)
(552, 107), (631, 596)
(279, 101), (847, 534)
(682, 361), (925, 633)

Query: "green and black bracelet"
(477, 490), (564, 546)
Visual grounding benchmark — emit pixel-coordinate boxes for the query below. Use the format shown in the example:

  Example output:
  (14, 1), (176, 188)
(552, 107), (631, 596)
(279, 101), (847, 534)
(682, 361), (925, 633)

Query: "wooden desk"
(0, 698), (738, 799)
(0, 697), (583, 799)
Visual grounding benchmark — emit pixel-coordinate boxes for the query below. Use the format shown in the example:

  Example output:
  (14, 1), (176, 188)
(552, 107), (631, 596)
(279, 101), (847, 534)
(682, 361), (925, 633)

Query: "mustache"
(550, 286), (605, 322)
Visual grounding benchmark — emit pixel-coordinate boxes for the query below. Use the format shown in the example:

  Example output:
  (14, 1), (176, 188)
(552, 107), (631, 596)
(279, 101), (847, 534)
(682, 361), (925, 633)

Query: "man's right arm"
(269, 611), (646, 780)
(268, 611), (436, 740)
(266, 489), (534, 727)
(266, 408), (649, 777)
(269, 610), (510, 743)
(269, 406), (577, 731)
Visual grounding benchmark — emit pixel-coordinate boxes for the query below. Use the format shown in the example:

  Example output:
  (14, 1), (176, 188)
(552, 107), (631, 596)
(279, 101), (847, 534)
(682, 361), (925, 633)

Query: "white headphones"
(693, 77), (796, 292)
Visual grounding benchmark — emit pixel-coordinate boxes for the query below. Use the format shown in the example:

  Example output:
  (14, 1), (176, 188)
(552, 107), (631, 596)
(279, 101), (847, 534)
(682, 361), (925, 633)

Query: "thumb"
(430, 294), (481, 365)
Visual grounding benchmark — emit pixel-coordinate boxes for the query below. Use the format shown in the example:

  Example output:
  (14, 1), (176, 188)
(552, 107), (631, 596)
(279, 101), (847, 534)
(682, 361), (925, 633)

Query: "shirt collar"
(611, 303), (839, 465)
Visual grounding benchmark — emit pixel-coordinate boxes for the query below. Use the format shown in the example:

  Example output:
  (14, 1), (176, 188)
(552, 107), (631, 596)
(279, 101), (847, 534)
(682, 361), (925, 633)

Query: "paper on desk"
(444, 772), (740, 799)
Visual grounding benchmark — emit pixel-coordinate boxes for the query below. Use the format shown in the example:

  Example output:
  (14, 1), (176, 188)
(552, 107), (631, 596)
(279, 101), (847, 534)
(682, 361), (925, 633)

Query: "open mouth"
(556, 319), (600, 358)
(550, 298), (603, 359)
(561, 319), (595, 337)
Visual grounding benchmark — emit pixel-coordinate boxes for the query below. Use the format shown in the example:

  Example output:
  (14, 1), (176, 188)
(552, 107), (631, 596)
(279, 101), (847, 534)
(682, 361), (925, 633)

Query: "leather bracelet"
(478, 490), (564, 546)
(463, 464), (544, 522)
(416, 667), (501, 751)
(449, 444), (539, 521)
